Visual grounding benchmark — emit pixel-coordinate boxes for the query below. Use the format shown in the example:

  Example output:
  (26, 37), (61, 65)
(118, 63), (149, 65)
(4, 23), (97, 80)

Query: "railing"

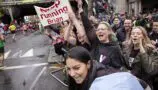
(0, 0), (54, 7)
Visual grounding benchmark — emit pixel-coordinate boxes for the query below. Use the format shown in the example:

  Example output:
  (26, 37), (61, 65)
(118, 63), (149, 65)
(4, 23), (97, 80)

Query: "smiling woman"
(122, 26), (158, 88)
(65, 46), (143, 90)
(96, 21), (115, 43)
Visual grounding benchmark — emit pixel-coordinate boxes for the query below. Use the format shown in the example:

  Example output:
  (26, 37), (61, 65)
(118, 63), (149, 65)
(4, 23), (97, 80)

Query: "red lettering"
(58, 8), (64, 14)
(39, 0), (63, 13)
(40, 14), (45, 19)
(52, 10), (58, 16)
(40, 8), (49, 13)
(54, 0), (60, 8)
(50, 4), (55, 10)
(63, 6), (68, 12)
(54, 17), (63, 23)
(47, 19), (53, 24)
(49, 0), (60, 10)
(47, 17), (63, 24)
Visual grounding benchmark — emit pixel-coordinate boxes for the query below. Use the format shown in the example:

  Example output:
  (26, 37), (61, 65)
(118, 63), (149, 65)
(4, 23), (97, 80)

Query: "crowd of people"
(0, 20), (40, 36)
(44, 0), (158, 90)
(0, 19), (41, 67)
(0, 0), (158, 90)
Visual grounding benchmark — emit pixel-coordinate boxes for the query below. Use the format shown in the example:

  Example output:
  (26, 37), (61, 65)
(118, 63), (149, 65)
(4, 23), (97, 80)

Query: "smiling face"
(124, 19), (132, 31)
(131, 27), (143, 45)
(66, 57), (89, 84)
(96, 23), (110, 43)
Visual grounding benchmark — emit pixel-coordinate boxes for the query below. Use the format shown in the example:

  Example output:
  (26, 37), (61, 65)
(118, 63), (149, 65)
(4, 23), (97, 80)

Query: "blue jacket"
(89, 72), (143, 90)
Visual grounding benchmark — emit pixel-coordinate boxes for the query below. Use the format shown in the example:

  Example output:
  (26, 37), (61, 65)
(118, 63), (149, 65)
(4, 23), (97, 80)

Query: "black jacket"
(80, 12), (127, 70)
(116, 28), (126, 43)
(91, 41), (126, 69)
(149, 31), (158, 47)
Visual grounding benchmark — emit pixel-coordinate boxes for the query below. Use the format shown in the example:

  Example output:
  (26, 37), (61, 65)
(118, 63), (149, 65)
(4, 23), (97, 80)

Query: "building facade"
(108, 0), (141, 16)
(128, 0), (141, 16)
(111, 0), (158, 16)
(115, 0), (128, 14)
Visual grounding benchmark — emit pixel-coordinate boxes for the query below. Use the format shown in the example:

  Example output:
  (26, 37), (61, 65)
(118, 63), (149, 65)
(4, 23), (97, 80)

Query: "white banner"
(34, 0), (69, 27)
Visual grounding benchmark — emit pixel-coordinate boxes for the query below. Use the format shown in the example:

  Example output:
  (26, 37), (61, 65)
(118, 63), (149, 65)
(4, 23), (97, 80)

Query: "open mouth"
(73, 77), (82, 82)
(132, 38), (138, 42)
(133, 38), (137, 40)
(98, 34), (104, 38)
(125, 26), (130, 29)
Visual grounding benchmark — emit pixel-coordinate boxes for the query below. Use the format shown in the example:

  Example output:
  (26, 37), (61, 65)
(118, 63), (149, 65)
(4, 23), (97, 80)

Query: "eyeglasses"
(96, 28), (108, 31)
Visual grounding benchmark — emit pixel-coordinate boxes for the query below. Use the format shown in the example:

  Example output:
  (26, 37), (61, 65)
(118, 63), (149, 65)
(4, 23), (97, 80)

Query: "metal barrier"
(48, 46), (68, 87)
(50, 67), (68, 87)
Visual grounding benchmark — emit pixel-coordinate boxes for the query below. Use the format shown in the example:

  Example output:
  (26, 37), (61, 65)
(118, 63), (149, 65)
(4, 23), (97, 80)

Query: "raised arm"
(77, 0), (97, 45)
(63, 22), (76, 45)
(67, 0), (90, 45)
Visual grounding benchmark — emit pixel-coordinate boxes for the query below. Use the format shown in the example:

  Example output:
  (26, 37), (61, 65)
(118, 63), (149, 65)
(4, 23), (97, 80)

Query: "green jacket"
(123, 47), (158, 80)
(0, 40), (4, 48)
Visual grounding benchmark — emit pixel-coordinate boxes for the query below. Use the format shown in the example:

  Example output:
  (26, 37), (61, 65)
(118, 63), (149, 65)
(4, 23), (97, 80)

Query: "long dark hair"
(66, 46), (93, 90)
(66, 46), (91, 64)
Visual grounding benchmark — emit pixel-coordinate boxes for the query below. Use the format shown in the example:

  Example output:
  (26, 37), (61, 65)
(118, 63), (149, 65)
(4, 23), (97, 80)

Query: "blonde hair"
(99, 21), (112, 31)
(125, 26), (155, 49)
(98, 21), (117, 42)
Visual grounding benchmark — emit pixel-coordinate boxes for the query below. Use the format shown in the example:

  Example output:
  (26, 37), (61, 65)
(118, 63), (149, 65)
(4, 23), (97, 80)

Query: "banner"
(34, 0), (69, 27)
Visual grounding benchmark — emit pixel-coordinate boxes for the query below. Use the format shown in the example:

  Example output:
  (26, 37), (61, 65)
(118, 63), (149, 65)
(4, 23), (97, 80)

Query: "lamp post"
(7, 0), (15, 22)
(8, 7), (14, 21)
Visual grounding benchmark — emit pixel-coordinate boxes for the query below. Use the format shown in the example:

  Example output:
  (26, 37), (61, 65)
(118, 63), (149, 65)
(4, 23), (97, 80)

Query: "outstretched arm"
(67, 0), (90, 45)
(77, 0), (97, 45)
(63, 22), (76, 45)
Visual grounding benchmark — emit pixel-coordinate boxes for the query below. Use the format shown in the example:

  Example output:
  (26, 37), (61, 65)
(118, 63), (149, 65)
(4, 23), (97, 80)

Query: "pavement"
(0, 30), (68, 90)
(47, 46), (64, 63)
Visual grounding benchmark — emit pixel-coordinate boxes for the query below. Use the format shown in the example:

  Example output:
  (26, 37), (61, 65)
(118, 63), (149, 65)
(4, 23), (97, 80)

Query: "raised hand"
(151, 40), (157, 45)
(139, 38), (146, 53)
(76, 0), (83, 13)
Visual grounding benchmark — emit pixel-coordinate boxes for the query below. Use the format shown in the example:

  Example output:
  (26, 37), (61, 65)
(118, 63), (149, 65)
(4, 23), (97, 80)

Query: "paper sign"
(34, 0), (69, 26)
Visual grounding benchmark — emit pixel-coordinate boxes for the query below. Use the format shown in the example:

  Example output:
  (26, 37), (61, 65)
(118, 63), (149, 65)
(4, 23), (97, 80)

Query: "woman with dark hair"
(66, 46), (143, 90)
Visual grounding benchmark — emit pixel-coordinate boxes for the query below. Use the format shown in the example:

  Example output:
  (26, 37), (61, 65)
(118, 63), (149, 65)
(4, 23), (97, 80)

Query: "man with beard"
(116, 18), (133, 47)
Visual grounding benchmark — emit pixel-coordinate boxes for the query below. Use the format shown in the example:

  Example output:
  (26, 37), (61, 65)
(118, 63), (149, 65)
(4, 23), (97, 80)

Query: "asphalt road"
(0, 30), (68, 90)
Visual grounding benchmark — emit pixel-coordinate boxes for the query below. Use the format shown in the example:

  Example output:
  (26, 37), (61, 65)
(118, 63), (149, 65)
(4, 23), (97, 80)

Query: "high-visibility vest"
(9, 25), (16, 31)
